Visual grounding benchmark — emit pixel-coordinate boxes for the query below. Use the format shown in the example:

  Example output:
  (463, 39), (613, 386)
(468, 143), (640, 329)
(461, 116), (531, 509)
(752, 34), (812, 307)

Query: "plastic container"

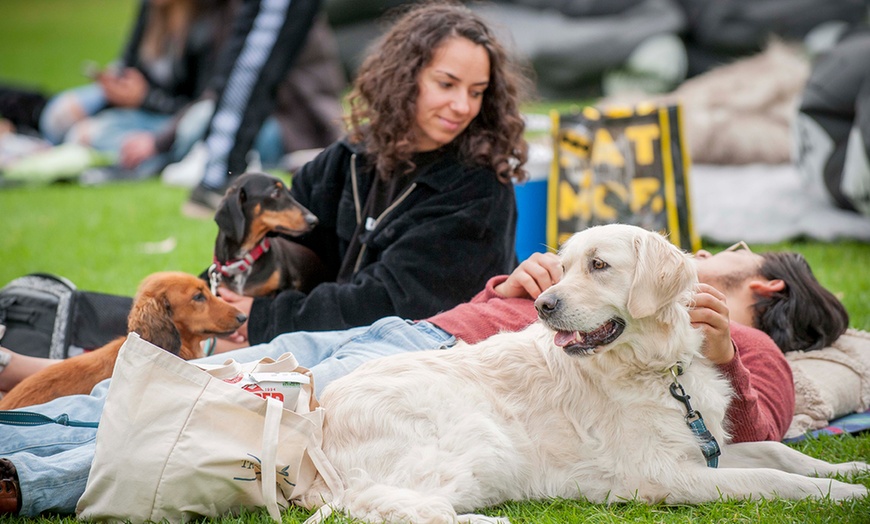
(514, 140), (551, 261)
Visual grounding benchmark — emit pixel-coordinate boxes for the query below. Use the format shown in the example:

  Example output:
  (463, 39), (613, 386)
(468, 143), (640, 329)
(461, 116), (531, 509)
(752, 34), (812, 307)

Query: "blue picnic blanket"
(783, 408), (870, 443)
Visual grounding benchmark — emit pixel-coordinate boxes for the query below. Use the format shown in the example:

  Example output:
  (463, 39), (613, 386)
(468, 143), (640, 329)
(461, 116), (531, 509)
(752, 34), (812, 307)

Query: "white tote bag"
(77, 333), (342, 523)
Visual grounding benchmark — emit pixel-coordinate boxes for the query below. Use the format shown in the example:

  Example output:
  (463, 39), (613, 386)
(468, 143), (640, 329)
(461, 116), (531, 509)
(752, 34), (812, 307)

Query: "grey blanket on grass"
(690, 163), (870, 244)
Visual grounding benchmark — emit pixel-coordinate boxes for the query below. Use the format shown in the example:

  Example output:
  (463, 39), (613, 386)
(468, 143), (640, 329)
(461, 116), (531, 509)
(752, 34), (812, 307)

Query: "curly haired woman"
(213, 0), (532, 350)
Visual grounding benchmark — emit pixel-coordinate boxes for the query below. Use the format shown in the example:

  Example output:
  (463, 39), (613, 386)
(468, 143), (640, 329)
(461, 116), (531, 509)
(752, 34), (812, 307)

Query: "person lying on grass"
(0, 239), (849, 516)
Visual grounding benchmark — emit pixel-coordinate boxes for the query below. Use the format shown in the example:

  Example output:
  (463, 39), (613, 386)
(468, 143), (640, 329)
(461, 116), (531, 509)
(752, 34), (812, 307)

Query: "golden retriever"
(299, 224), (868, 523)
(0, 272), (246, 409)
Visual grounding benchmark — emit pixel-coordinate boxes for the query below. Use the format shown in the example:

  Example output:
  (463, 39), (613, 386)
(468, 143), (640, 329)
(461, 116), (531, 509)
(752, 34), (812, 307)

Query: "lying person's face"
(694, 241), (765, 293)
(413, 36), (490, 152)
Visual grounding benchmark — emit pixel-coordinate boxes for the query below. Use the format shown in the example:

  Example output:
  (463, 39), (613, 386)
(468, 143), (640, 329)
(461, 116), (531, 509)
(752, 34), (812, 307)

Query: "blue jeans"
(39, 84), (107, 145)
(0, 318), (454, 516)
(41, 85), (284, 168)
(39, 83), (172, 155)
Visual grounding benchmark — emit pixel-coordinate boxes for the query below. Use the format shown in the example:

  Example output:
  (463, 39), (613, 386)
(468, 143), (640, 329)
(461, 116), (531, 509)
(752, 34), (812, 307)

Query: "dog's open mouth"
(553, 317), (625, 355)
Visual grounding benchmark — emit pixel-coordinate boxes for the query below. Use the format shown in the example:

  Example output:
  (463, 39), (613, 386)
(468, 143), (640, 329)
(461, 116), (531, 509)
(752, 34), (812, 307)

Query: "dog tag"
(365, 217), (377, 231)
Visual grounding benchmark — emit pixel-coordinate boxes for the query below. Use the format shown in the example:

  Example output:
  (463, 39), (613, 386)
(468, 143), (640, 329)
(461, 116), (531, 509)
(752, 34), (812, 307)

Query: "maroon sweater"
(428, 276), (795, 443)
(720, 323), (795, 442)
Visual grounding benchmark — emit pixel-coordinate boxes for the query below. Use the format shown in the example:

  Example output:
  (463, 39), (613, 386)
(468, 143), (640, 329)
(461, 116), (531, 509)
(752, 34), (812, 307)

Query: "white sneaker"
(161, 141), (207, 188)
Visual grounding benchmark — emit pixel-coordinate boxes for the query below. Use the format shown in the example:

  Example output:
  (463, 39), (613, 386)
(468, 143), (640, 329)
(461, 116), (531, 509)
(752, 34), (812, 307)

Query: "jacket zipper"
(350, 154), (418, 273)
(350, 153), (362, 224)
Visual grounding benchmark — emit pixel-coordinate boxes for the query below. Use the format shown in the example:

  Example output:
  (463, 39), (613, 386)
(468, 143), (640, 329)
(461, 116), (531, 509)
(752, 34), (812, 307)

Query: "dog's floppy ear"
(627, 232), (695, 319)
(214, 186), (247, 244)
(127, 291), (182, 355)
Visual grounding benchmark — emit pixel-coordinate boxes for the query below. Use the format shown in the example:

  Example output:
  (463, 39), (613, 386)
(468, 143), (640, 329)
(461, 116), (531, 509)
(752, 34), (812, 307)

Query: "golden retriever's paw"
(817, 460), (870, 478)
(843, 460), (870, 475)
(825, 479), (868, 501)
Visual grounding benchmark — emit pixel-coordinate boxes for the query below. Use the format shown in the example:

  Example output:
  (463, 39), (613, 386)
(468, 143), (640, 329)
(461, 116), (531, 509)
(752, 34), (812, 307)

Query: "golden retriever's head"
(535, 224), (697, 358)
(129, 272), (247, 359)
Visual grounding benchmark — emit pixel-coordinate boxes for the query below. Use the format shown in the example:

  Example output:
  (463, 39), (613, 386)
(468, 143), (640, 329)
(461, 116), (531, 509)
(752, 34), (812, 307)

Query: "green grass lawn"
(1, 1), (869, 523)
(0, 180), (216, 297)
(0, 0), (137, 94)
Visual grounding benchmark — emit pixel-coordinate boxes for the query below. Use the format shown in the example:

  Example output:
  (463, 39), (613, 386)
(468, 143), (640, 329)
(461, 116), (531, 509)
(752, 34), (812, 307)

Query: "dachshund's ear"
(128, 292), (182, 355)
(214, 186), (247, 244)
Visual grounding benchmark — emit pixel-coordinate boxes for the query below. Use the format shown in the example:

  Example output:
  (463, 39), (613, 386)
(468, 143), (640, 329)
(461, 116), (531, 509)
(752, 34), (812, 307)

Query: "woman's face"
(413, 36), (490, 152)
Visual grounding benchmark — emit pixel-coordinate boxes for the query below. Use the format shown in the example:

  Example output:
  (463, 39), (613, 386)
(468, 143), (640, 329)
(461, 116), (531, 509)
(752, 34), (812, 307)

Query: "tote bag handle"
(261, 397), (282, 521)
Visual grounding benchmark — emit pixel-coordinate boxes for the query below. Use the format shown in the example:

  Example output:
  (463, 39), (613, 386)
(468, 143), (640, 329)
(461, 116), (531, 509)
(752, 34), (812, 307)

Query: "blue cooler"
(513, 141), (551, 261)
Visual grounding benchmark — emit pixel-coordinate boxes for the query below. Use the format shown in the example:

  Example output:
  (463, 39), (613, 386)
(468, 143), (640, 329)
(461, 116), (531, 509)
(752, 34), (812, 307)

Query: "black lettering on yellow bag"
(546, 103), (700, 252)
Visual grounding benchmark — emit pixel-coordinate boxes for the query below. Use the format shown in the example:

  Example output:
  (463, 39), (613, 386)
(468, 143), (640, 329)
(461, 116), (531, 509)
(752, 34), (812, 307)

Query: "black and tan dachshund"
(210, 172), (326, 297)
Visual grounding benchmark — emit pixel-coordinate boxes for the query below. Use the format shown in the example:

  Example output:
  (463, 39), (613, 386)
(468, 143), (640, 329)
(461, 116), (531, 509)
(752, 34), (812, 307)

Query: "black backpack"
(0, 273), (132, 359)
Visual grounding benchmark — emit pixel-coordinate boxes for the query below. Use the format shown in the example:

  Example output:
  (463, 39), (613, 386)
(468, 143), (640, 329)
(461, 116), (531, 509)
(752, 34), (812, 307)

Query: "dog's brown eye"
(591, 258), (608, 271)
(193, 293), (206, 302)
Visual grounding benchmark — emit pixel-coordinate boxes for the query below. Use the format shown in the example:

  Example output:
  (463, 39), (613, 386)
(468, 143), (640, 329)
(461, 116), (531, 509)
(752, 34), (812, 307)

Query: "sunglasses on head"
(723, 241), (752, 253)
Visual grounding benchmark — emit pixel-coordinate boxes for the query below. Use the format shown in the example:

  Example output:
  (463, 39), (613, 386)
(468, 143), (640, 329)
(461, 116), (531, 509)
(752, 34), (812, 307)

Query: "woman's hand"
(690, 283), (735, 365)
(215, 287), (252, 347)
(100, 67), (148, 108)
(119, 132), (157, 168)
(494, 252), (562, 299)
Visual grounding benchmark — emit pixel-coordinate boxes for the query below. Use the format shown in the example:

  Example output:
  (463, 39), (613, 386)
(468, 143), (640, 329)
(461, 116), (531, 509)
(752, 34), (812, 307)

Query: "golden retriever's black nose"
(236, 313), (248, 324)
(535, 294), (559, 318)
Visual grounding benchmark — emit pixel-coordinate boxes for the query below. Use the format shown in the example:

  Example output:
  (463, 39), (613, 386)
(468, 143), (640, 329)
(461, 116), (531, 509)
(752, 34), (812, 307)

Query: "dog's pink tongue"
(554, 330), (581, 348)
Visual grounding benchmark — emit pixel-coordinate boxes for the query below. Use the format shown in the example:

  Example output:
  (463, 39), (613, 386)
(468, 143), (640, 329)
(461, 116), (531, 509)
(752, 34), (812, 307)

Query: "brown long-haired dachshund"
(0, 272), (246, 410)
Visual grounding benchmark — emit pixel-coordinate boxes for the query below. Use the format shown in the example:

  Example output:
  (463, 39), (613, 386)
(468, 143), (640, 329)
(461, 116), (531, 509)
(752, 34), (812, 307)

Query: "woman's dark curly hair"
(345, 1), (530, 184)
(753, 252), (849, 352)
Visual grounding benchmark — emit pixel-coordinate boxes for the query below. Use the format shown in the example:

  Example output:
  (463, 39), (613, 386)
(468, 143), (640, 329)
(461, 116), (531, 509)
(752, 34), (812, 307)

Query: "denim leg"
(66, 109), (171, 155)
(252, 116), (284, 168)
(134, 151), (171, 178)
(303, 318), (454, 395)
(39, 83), (106, 144)
(194, 323), (376, 368)
(16, 443), (96, 516)
(195, 318), (455, 396)
(0, 379), (109, 515)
